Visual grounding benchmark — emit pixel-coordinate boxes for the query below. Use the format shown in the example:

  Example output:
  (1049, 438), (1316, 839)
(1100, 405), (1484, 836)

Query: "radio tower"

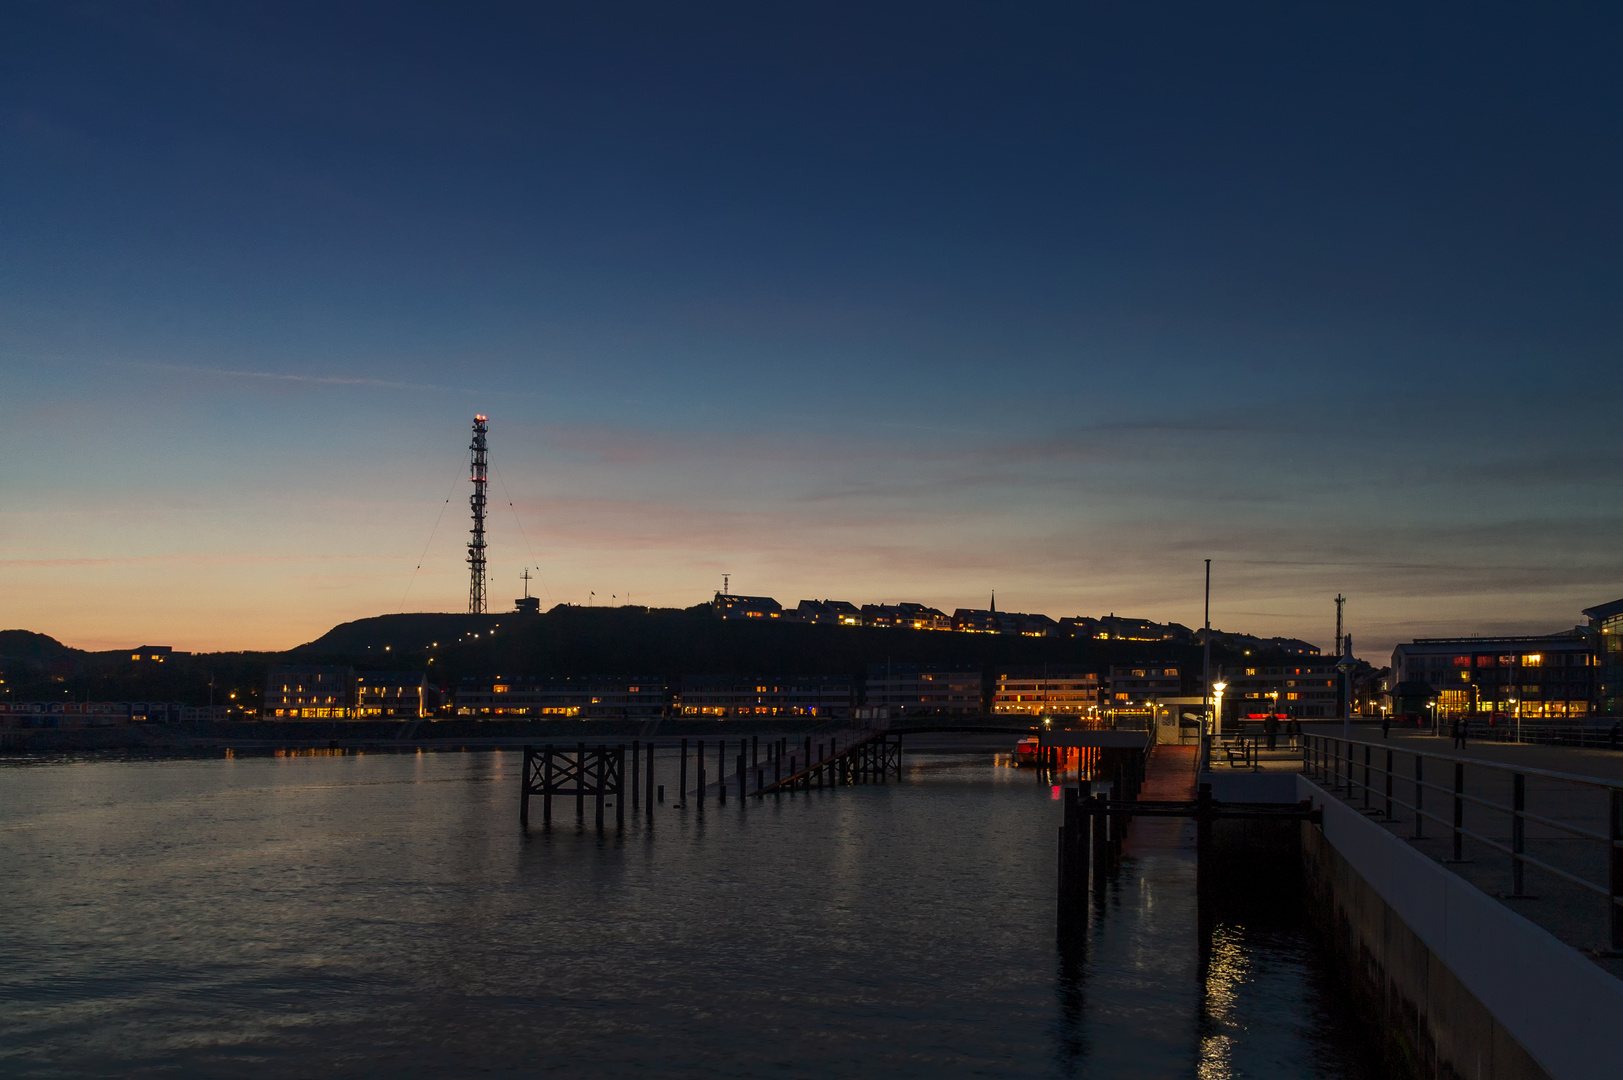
(467, 415), (489, 614)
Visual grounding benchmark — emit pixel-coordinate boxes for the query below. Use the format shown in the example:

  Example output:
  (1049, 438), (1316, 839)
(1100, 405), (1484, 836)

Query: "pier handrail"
(1301, 731), (1623, 953)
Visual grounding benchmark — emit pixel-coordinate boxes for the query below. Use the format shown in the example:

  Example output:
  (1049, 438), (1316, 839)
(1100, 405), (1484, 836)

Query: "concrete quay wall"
(1298, 774), (1623, 1080)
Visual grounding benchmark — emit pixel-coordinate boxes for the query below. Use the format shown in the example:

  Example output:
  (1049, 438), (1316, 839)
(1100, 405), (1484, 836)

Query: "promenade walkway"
(1302, 725), (1623, 978)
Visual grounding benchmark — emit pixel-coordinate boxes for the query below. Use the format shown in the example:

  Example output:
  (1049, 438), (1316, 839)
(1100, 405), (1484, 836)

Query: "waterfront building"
(1584, 598), (1623, 715)
(992, 670), (1100, 716)
(0, 701), (206, 728)
(676, 675), (853, 718)
(1390, 632), (1594, 721)
(1103, 664), (1183, 722)
(263, 666), (357, 719)
(455, 677), (669, 719)
(865, 665), (982, 716)
(355, 671), (428, 719)
(713, 593), (784, 620)
(1221, 659), (1341, 720)
(791, 599), (863, 625)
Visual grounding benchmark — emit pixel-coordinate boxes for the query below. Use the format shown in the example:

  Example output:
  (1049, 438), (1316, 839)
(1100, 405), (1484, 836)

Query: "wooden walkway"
(1131, 744), (1198, 849)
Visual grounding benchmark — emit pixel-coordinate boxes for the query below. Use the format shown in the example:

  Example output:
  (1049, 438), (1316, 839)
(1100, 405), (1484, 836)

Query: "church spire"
(990, 589), (996, 613)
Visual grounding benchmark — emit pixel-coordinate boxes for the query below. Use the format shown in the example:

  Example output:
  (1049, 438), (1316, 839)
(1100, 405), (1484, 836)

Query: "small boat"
(1015, 736), (1042, 766)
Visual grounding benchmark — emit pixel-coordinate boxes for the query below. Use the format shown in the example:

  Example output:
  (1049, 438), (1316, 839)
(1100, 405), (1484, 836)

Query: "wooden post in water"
(718, 740), (726, 805)
(631, 740), (640, 812)
(737, 751), (747, 802)
(594, 745), (606, 829)
(680, 738), (688, 806)
(521, 745), (532, 825)
(752, 735), (759, 768)
(616, 744), (626, 829)
(805, 737), (812, 789)
(645, 743), (655, 822)
(697, 739), (706, 807)
(576, 742), (586, 820)
(543, 744), (554, 824)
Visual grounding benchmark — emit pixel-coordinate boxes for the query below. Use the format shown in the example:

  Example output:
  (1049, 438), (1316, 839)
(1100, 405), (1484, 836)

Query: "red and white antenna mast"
(468, 415), (489, 614)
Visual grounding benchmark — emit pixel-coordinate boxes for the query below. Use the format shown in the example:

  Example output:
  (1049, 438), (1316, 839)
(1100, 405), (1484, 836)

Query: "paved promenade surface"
(1302, 724), (1623, 979)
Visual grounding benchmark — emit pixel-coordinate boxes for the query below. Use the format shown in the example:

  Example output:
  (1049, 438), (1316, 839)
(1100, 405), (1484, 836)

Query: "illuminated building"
(993, 670), (1100, 715)
(262, 666), (357, 719)
(864, 665), (982, 716)
(713, 593), (783, 620)
(455, 677), (669, 719)
(791, 599), (863, 625)
(1061, 616), (1193, 644)
(1222, 660), (1341, 719)
(1103, 664), (1183, 721)
(951, 609), (1056, 636)
(676, 675), (853, 718)
(355, 672), (428, 719)
(860, 603), (952, 630)
(1391, 632), (1594, 721)
(128, 646), (176, 662)
(1585, 598), (1623, 715)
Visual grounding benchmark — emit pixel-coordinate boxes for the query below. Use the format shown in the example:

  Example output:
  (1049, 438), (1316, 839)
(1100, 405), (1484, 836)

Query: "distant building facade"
(676, 675), (854, 718)
(713, 593), (784, 620)
(791, 599), (863, 625)
(865, 665), (982, 716)
(993, 670), (1100, 716)
(455, 677), (669, 720)
(355, 671), (428, 719)
(1222, 659), (1341, 720)
(861, 603), (953, 630)
(263, 666), (358, 719)
(0, 701), (190, 727)
(129, 646), (176, 662)
(1390, 632), (1594, 721)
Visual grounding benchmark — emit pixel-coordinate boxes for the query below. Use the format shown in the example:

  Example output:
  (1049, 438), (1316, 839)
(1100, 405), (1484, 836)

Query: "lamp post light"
(1212, 681), (1228, 738)
(1336, 637), (1359, 739)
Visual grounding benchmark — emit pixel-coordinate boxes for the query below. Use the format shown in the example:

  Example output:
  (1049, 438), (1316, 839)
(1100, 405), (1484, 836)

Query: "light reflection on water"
(0, 750), (1372, 1078)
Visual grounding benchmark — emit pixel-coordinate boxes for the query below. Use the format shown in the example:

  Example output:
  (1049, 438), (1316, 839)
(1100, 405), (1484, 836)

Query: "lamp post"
(1336, 635), (1358, 739)
(1212, 680), (1228, 738)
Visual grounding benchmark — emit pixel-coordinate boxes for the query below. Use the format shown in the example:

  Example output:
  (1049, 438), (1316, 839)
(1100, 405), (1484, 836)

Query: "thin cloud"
(124, 362), (471, 395)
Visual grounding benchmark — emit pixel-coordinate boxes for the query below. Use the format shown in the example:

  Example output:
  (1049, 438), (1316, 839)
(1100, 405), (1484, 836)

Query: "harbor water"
(0, 749), (1378, 1077)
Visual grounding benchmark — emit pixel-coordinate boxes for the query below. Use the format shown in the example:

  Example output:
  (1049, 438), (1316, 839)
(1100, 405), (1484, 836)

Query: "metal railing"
(1302, 733), (1623, 952)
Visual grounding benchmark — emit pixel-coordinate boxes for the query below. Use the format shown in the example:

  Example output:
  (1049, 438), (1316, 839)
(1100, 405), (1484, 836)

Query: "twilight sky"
(4, 2), (1622, 657)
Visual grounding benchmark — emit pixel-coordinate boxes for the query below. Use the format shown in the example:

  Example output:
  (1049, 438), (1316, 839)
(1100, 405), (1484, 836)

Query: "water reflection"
(0, 750), (1373, 1078)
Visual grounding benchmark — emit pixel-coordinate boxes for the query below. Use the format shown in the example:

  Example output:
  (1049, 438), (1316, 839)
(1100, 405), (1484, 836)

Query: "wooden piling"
(576, 742), (586, 820)
(751, 735), (758, 768)
(680, 738), (688, 806)
(632, 740), (640, 811)
(645, 742), (655, 822)
(616, 744), (626, 828)
(718, 740), (726, 805)
(737, 752), (746, 802)
(697, 738), (706, 807)
(521, 745), (532, 825)
(594, 745), (606, 829)
(543, 744), (554, 824)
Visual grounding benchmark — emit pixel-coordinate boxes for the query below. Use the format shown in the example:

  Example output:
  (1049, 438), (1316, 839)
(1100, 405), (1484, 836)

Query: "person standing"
(1381, 713), (1391, 740)
(1264, 711), (1279, 751)
(1450, 716), (1461, 749)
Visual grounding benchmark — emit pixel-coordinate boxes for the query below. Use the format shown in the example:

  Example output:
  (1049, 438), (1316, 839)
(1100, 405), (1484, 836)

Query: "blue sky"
(3, 1), (1622, 655)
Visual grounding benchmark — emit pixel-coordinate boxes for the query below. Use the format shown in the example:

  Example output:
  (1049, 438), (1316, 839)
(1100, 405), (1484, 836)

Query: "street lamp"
(1212, 681), (1228, 738)
(1336, 637), (1359, 738)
